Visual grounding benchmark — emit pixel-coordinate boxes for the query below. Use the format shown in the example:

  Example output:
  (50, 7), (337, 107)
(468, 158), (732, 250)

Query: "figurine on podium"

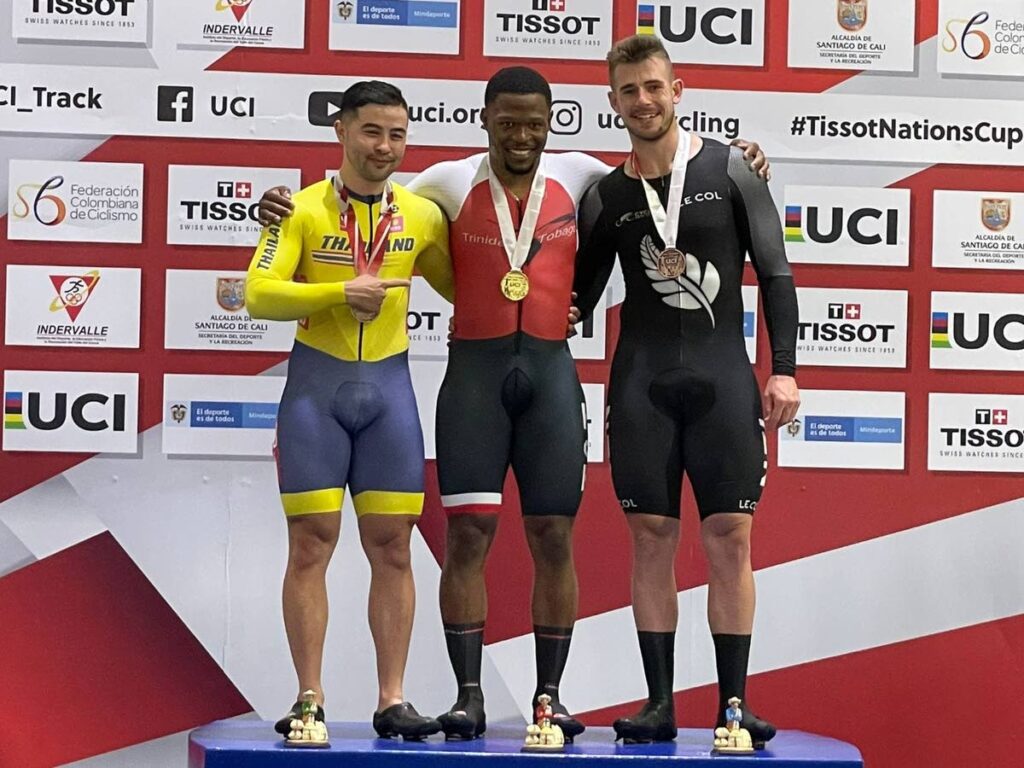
(284, 690), (330, 748)
(712, 697), (755, 754)
(522, 693), (565, 752)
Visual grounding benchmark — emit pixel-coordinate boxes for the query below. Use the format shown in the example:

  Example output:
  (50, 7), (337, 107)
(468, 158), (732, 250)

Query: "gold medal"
(500, 269), (530, 301)
(657, 247), (685, 278)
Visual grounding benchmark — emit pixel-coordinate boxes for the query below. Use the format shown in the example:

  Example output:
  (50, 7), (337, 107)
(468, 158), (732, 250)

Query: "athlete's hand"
(567, 292), (581, 338)
(448, 315), (456, 340)
(258, 186), (295, 227)
(731, 139), (771, 182)
(762, 375), (800, 431)
(345, 275), (411, 317)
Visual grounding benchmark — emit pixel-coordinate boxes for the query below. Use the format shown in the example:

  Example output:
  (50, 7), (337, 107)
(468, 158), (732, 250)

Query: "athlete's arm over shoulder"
(406, 155), (481, 220)
(246, 204), (348, 321)
(727, 146), (798, 377)
(547, 151), (615, 205)
(415, 200), (455, 303)
(573, 178), (617, 322)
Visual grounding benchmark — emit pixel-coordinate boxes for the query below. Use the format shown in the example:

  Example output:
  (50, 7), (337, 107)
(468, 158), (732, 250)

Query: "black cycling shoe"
(534, 695), (585, 743)
(372, 702), (441, 741)
(438, 694), (487, 740)
(715, 707), (776, 749)
(274, 700), (325, 736)
(613, 700), (677, 744)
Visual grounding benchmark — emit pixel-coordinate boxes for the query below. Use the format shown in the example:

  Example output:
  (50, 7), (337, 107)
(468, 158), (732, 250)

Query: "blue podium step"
(188, 720), (863, 767)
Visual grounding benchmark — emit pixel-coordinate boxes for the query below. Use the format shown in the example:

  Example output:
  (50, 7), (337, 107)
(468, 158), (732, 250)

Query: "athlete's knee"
(359, 516), (415, 571)
(444, 514), (498, 570)
(701, 514), (752, 572)
(629, 514), (680, 563)
(287, 515), (340, 573)
(524, 516), (574, 566)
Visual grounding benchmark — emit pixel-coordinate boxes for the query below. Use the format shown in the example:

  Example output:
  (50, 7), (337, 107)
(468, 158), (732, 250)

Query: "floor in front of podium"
(188, 720), (863, 767)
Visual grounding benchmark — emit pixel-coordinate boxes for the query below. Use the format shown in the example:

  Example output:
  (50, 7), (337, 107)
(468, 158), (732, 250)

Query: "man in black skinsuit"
(574, 35), (801, 746)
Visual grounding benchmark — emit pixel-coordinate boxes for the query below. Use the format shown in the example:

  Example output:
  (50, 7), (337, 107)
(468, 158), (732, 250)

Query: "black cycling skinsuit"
(574, 139), (798, 519)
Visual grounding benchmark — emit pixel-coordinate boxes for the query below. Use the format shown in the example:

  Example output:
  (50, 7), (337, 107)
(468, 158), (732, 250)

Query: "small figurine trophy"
(284, 690), (330, 748)
(522, 693), (566, 753)
(712, 696), (754, 754)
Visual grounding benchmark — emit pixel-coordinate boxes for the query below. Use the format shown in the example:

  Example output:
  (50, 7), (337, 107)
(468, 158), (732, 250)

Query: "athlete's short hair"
(606, 34), (673, 82)
(340, 80), (408, 119)
(484, 66), (552, 107)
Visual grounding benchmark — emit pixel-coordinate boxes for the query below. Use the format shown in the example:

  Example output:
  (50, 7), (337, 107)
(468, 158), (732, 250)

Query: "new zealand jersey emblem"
(640, 235), (720, 326)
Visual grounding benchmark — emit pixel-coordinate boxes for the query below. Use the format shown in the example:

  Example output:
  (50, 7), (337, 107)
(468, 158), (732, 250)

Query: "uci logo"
(785, 206), (899, 246)
(940, 313), (1024, 352)
(22, 392), (127, 432)
(639, 5), (754, 46)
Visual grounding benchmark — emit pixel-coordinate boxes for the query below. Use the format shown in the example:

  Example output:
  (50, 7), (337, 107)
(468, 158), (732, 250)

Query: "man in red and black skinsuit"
(407, 68), (607, 741)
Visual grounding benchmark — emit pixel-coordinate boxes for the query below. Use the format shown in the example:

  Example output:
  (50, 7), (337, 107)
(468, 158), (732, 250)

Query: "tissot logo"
(497, 5), (600, 35)
(181, 181), (259, 223)
(941, 409), (1021, 448)
(637, 3), (754, 45)
(929, 393), (1024, 472)
(29, 0), (135, 16)
(158, 85), (194, 122)
(798, 314), (895, 343)
(785, 205), (899, 245)
(796, 288), (907, 368)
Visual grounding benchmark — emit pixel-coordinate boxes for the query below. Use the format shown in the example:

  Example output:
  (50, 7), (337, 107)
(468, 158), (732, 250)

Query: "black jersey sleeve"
(727, 147), (798, 377)
(573, 179), (617, 322)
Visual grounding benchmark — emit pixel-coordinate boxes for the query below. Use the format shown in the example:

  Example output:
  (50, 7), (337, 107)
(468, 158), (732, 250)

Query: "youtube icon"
(307, 91), (346, 126)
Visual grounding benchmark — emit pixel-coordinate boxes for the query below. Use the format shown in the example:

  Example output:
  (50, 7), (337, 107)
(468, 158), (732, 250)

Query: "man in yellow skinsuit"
(245, 80), (454, 740)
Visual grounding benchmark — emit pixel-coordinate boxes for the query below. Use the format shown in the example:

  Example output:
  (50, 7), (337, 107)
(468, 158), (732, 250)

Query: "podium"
(188, 720), (863, 767)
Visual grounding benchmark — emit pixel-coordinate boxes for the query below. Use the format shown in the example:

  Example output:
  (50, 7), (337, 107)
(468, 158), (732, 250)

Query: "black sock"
(637, 631), (675, 706)
(533, 625), (573, 705)
(713, 633), (751, 722)
(444, 621), (485, 703)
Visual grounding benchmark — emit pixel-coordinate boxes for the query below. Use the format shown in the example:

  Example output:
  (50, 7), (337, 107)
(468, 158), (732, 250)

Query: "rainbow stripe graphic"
(931, 312), (952, 349)
(785, 205), (805, 242)
(636, 4), (655, 35)
(4, 392), (26, 430)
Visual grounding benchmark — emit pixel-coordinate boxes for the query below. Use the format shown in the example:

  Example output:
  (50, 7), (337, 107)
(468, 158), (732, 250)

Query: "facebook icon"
(157, 86), (194, 122)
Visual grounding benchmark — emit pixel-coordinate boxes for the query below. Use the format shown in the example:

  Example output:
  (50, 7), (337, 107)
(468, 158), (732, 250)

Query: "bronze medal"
(657, 247), (685, 278)
(500, 269), (530, 301)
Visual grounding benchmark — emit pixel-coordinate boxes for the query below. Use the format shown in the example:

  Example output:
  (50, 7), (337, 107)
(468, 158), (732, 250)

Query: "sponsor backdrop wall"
(1, 2), (1021, 767)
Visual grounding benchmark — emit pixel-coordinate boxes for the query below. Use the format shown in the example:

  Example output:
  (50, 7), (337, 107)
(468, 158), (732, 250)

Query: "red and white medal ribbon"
(333, 176), (396, 276)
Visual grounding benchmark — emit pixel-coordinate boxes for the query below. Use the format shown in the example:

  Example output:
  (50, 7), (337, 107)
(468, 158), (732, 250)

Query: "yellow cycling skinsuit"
(246, 178), (453, 517)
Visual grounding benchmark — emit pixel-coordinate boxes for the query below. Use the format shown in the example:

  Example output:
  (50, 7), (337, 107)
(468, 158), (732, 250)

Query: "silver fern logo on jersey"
(640, 235), (720, 325)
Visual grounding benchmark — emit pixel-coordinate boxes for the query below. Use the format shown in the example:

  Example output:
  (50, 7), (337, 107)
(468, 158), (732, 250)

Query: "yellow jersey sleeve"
(415, 202), (454, 303)
(245, 206), (347, 321)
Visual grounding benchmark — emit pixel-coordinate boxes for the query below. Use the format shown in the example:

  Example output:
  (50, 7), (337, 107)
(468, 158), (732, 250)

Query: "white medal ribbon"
(634, 131), (692, 251)
(487, 156), (547, 272)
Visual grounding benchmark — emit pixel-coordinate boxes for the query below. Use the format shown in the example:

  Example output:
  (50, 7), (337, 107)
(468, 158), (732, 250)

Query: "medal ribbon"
(487, 156), (547, 273)
(333, 176), (395, 276)
(630, 131), (692, 251)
